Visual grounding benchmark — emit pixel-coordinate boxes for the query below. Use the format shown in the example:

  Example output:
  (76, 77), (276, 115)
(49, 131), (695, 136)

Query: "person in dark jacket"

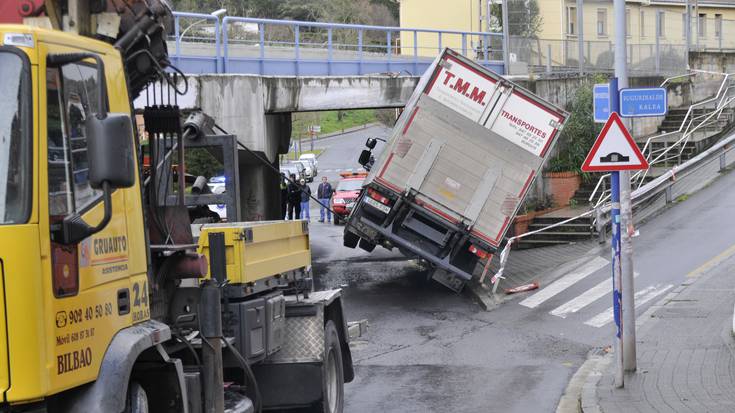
(317, 176), (334, 223)
(280, 173), (288, 219)
(287, 174), (301, 220)
(299, 179), (311, 221)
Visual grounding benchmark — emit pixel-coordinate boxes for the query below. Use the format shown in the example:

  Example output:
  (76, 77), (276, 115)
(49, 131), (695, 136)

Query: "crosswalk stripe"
(519, 256), (609, 309)
(549, 271), (640, 318)
(583, 284), (673, 328)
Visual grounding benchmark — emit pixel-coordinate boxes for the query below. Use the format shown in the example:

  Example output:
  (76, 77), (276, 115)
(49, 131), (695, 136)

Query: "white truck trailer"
(344, 49), (570, 291)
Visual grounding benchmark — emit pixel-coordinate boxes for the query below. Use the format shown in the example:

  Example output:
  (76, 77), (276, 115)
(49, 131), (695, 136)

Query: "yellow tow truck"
(0, 1), (355, 412)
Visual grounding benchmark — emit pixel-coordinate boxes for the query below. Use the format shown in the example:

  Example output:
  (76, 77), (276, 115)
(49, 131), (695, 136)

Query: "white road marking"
(549, 271), (640, 318)
(584, 284), (673, 328)
(519, 256), (609, 309)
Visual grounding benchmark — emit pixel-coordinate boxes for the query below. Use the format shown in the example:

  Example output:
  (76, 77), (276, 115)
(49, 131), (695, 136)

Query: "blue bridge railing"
(169, 11), (505, 76)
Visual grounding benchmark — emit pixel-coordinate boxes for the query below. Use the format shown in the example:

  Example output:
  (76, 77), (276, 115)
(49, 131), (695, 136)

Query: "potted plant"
(544, 79), (602, 207)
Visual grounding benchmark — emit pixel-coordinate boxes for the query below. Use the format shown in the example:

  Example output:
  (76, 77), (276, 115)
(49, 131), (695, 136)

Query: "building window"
(682, 13), (688, 39)
(626, 8), (631, 37)
(640, 10), (646, 37)
(567, 6), (577, 35)
(657, 11), (665, 38)
(698, 13), (707, 38)
(597, 9), (607, 36)
(715, 14), (722, 38)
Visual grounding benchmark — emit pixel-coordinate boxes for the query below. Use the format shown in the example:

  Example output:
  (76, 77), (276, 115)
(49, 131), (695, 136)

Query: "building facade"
(399, 0), (735, 72)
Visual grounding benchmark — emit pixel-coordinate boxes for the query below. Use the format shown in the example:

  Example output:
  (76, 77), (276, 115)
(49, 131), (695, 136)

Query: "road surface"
(305, 126), (735, 412)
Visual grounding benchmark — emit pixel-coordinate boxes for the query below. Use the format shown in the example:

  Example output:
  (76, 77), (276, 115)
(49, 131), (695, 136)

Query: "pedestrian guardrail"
(169, 11), (505, 76)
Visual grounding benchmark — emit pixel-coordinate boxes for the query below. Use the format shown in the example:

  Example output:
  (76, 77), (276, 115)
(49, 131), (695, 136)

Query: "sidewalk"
(583, 254), (735, 412)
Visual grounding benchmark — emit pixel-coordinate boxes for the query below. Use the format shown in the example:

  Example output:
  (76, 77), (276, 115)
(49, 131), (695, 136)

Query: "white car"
(299, 153), (318, 175)
(296, 160), (314, 182)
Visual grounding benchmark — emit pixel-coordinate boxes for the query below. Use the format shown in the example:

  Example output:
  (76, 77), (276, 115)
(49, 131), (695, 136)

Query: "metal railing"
(169, 11), (505, 76)
(508, 37), (688, 76)
(588, 70), (735, 208)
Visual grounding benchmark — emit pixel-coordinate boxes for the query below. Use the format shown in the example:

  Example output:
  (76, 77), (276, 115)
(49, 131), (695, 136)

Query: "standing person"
(299, 179), (311, 221)
(317, 176), (334, 223)
(287, 174), (301, 220)
(280, 173), (288, 219)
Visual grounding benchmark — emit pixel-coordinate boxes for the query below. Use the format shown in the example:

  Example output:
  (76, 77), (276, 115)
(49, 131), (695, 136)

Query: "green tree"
(490, 0), (543, 37)
(547, 80), (603, 174)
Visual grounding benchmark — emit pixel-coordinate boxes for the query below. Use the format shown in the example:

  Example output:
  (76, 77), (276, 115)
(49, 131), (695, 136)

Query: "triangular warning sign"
(582, 112), (649, 172)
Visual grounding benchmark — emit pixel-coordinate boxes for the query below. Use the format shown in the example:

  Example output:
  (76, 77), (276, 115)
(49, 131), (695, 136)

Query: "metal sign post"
(609, 77), (624, 389)
(583, 76), (650, 388)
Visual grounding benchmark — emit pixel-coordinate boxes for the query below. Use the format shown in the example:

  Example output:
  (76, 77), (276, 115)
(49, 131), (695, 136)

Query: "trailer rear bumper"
(358, 217), (474, 281)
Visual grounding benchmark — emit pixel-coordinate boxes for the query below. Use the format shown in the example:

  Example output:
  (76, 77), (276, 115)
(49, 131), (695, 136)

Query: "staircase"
(658, 108), (733, 133)
(515, 215), (595, 249)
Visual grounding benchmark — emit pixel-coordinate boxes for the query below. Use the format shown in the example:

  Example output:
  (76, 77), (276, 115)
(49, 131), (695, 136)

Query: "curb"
(465, 282), (501, 311)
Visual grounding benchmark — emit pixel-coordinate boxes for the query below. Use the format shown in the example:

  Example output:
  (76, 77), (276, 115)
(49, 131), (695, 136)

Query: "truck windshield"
(0, 51), (30, 225)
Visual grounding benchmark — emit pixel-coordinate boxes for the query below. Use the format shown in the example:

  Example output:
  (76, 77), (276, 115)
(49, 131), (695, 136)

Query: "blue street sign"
(593, 83), (611, 123)
(619, 87), (668, 118)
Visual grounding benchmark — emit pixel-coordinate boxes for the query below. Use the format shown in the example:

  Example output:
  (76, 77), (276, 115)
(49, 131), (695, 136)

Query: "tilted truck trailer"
(345, 49), (570, 291)
(0, 2), (360, 411)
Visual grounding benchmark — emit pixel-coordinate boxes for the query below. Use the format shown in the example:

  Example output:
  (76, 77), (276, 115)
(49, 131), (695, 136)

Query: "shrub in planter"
(544, 77), (604, 206)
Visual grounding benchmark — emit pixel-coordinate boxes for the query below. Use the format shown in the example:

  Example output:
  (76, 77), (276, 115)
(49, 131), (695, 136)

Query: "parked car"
(331, 171), (367, 225)
(280, 162), (306, 181)
(299, 153), (318, 175)
(296, 160), (314, 182)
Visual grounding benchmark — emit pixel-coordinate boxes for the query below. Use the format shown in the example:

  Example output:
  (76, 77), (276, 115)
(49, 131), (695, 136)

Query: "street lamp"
(179, 9), (227, 41)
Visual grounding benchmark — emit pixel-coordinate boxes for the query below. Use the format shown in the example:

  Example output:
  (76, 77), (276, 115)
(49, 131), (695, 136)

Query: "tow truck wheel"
(315, 320), (344, 413)
(333, 215), (341, 225)
(125, 381), (149, 413)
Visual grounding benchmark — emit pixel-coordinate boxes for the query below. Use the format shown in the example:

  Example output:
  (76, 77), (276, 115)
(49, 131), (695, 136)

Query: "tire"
(343, 230), (359, 248)
(358, 238), (376, 252)
(333, 215), (341, 225)
(125, 381), (149, 413)
(314, 321), (344, 413)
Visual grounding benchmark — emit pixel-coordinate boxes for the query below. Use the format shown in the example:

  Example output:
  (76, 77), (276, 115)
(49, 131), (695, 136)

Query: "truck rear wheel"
(343, 231), (359, 248)
(358, 239), (376, 252)
(125, 381), (149, 413)
(315, 320), (344, 413)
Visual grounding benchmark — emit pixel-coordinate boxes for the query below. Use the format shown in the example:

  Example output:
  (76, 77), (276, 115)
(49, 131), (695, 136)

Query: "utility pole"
(685, 0), (691, 65)
(614, 0), (637, 382)
(501, 0), (510, 75)
(577, 0), (584, 76)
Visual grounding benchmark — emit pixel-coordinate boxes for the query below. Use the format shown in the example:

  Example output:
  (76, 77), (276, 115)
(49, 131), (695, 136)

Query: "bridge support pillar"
(236, 113), (292, 221)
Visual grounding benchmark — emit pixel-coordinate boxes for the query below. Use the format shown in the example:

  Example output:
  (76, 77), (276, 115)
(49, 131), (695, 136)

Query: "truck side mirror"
(86, 113), (136, 190)
(365, 138), (377, 149)
(358, 149), (372, 167)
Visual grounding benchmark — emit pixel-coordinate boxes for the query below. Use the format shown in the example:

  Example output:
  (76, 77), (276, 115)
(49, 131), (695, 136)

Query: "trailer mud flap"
(430, 269), (467, 293)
